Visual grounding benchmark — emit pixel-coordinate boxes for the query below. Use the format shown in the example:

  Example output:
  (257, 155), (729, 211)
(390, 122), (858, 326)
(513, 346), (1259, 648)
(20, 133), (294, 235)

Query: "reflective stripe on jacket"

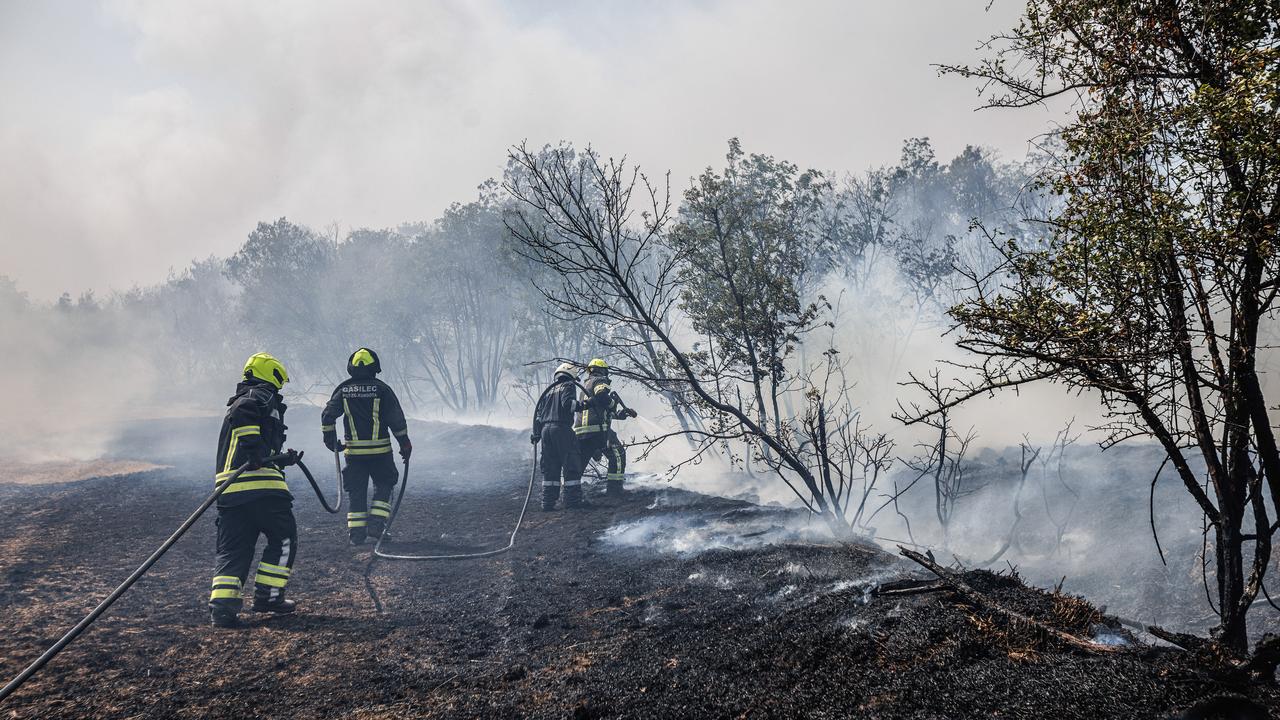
(214, 379), (291, 506)
(574, 374), (617, 435)
(321, 376), (409, 456)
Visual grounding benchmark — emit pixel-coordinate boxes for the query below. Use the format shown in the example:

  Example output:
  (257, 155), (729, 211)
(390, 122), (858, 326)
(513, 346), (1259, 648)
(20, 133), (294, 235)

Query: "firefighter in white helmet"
(531, 363), (587, 509)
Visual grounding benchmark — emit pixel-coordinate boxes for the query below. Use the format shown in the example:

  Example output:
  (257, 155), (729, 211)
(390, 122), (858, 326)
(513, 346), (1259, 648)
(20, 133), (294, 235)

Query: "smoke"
(604, 239), (1246, 637)
(820, 273), (1106, 450)
(0, 0), (1250, 644)
(0, 0), (1055, 299)
(601, 499), (834, 555)
(859, 441), (1253, 635)
(0, 289), (172, 461)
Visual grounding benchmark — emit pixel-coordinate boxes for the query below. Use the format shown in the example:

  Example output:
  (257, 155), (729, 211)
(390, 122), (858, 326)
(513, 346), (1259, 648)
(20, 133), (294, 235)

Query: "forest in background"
(2, 136), (1036, 418)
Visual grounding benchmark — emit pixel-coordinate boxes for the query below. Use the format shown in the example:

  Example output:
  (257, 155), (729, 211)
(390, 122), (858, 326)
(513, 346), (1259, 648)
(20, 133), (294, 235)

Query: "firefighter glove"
(398, 437), (413, 461)
(530, 433), (541, 445)
(278, 449), (303, 467)
(323, 429), (340, 452)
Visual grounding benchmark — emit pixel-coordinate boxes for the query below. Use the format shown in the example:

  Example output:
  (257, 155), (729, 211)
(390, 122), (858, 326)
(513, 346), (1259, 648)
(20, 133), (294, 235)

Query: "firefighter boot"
(366, 518), (385, 541)
(252, 597), (297, 614)
(210, 605), (239, 629)
(606, 479), (624, 498)
(349, 527), (367, 545)
(542, 482), (560, 511)
(563, 483), (591, 509)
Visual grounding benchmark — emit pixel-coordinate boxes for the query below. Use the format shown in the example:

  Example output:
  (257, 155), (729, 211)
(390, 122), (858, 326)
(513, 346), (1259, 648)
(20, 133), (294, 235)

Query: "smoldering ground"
(3, 418), (1275, 718)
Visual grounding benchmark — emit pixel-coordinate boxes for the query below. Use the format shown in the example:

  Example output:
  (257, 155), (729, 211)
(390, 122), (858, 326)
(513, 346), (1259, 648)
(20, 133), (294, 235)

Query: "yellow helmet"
(243, 352), (289, 389)
(587, 358), (609, 373)
(347, 347), (381, 376)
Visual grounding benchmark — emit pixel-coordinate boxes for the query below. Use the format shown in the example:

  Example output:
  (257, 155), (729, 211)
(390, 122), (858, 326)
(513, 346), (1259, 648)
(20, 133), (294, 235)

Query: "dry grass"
(0, 459), (165, 485)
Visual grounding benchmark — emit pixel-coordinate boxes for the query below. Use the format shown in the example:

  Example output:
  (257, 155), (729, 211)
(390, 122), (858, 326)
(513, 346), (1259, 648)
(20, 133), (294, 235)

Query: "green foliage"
(670, 139), (829, 425)
(936, 0), (1280, 653)
(225, 218), (338, 381)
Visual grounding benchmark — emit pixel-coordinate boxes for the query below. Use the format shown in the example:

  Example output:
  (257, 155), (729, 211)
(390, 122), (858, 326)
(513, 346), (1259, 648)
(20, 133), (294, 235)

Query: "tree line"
(2, 136), (1029, 422)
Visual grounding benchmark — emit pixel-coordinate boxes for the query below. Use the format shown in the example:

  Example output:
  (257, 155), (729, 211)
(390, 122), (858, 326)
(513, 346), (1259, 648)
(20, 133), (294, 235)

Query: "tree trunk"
(1215, 508), (1249, 654)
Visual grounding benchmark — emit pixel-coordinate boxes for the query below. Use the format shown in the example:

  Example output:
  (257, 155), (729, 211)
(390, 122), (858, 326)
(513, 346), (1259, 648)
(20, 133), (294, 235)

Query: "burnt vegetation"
(1, 422), (1278, 718)
(4, 0), (1280, 717)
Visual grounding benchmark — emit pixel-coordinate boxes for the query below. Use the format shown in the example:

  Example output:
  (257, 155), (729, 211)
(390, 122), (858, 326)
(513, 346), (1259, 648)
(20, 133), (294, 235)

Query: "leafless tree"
(900, 371), (980, 548)
(504, 141), (870, 534)
(1040, 420), (1081, 558)
(979, 438), (1042, 566)
(504, 142), (706, 441)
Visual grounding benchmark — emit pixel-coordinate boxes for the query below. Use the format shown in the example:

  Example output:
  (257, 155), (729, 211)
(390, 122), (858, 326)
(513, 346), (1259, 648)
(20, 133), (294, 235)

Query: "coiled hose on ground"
(367, 378), (573, 562)
(370, 448), (538, 561)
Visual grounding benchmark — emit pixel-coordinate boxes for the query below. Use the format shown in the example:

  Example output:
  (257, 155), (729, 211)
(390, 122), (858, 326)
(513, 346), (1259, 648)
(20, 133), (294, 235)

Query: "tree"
(506, 141), (884, 534)
(504, 142), (706, 440)
(330, 227), (420, 403)
(505, 250), (608, 407)
(823, 170), (896, 294)
(1039, 421), (1082, 558)
(669, 139), (828, 443)
(0, 276), (28, 317)
(401, 188), (519, 414)
(823, 140), (1038, 389)
(225, 217), (338, 385)
(152, 257), (245, 394)
(917, 0), (1280, 654)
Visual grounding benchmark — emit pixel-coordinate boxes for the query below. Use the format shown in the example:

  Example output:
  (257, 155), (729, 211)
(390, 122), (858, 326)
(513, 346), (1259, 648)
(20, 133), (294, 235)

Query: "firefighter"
(209, 353), (304, 629)
(321, 348), (412, 545)
(573, 358), (636, 498)
(531, 363), (586, 510)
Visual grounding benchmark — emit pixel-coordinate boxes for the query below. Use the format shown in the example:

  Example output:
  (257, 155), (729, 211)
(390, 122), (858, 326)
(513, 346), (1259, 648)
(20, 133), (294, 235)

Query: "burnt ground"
(0, 421), (1276, 719)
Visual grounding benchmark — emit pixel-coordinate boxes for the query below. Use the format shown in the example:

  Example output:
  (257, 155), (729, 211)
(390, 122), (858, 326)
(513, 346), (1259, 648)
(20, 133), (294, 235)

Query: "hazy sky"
(1, 0), (1058, 299)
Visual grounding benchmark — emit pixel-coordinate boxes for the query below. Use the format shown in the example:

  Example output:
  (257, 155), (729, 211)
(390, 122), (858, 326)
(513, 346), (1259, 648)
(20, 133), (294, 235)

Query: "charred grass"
(0, 428), (1274, 718)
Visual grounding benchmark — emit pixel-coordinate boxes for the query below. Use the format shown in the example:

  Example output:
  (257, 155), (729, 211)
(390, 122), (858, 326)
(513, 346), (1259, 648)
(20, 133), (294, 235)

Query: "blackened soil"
(0, 424), (1275, 719)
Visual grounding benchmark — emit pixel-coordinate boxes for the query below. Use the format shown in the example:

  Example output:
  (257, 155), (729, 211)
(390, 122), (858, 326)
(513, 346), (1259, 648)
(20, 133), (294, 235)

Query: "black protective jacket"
(321, 376), (409, 457)
(533, 376), (580, 437)
(574, 374), (621, 436)
(215, 379), (290, 507)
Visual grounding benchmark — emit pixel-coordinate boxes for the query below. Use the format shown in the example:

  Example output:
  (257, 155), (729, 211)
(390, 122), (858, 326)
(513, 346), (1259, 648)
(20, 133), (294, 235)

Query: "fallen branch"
(1147, 625), (1216, 654)
(876, 577), (948, 597)
(878, 581), (947, 598)
(1149, 626), (1280, 682)
(898, 546), (1126, 655)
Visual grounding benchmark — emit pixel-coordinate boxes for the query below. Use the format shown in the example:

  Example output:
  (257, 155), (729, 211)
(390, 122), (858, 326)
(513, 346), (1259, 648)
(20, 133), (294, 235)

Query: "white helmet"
(554, 362), (578, 379)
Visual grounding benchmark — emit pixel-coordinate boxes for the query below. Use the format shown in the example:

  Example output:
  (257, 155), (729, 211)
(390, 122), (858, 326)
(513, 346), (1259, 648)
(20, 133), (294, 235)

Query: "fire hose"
(0, 452), (306, 705)
(300, 450), (341, 513)
(367, 378), (590, 562)
(369, 451), (538, 562)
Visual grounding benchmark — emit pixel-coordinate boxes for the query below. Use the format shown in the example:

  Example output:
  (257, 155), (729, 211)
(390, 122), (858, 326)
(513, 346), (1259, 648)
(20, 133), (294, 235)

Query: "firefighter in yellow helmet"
(574, 358), (636, 498)
(320, 348), (412, 545)
(209, 353), (304, 629)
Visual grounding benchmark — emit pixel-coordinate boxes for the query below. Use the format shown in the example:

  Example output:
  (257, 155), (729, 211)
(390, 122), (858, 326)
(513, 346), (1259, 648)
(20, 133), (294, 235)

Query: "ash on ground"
(0, 421), (1273, 719)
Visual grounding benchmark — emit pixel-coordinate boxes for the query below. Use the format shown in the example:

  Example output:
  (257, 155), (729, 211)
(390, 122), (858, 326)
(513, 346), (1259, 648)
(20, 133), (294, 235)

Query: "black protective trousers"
(539, 423), (583, 508)
(209, 496), (298, 610)
(578, 430), (627, 495)
(343, 453), (399, 538)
